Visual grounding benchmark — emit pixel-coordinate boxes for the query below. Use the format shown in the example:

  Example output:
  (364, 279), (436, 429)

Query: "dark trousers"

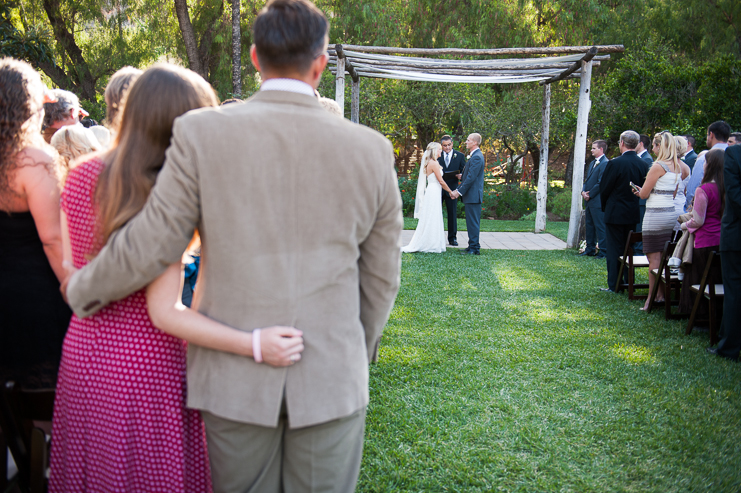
(464, 202), (481, 252)
(443, 190), (458, 242)
(606, 223), (632, 291)
(717, 250), (741, 360)
(634, 204), (646, 255)
(585, 204), (607, 255)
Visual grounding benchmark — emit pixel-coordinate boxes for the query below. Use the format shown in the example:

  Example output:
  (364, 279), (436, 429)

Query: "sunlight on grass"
(380, 346), (424, 364)
(610, 343), (658, 365)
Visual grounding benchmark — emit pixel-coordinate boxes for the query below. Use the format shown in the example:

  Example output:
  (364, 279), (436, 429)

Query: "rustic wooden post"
(535, 83), (551, 233)
(351, 78), (360, 123)
(566, 59), (593, 248)
(335, 57), (345, 117)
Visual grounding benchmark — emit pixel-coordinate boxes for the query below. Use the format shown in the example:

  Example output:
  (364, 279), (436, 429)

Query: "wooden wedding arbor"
(327, 43), (625, 248)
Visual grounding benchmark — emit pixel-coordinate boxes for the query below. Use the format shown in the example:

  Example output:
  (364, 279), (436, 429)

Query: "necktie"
(445, 153), (450, 166)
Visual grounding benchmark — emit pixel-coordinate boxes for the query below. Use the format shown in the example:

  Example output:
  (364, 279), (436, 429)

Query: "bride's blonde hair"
(421, 142), (442, 174)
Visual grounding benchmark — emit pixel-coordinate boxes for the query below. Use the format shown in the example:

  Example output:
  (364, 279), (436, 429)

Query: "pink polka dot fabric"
(49, 158), (213, 492)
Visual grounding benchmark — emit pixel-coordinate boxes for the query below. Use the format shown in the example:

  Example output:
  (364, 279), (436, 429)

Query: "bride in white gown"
(402, 142), (455, 253)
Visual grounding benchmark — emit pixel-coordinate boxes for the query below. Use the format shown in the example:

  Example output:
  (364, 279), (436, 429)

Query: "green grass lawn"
(404, 217), (570, 242)
(359, 248), (741, 492)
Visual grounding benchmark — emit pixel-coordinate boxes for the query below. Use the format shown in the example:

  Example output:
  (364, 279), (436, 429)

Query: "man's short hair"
(639, 134), (651, 150)
(440, 135), (452, 143)
(729, 132), (741, 144)
(683, 135), (695, 148)
(620, 130), (640, 149)
(708, 121), (731, 142)
(221, 98), (243, 105)
(253, 0), (329, 73)
(593, 140), (607, 152)
(43, 89), (79, 128)
(469, 133), (482, 145)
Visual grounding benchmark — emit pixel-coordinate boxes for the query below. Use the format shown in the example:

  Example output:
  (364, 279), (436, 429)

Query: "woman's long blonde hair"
(421, 142), (442, 175)
(51, 125), (102, 178)
(653, 131), (682, 175)
(95, 64), (218, 247)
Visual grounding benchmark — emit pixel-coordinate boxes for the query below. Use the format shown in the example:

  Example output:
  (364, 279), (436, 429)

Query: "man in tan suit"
(62, 0), (403, 490)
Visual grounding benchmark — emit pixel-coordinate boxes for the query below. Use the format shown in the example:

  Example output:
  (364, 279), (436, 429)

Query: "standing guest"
(599, 130), (649, 292)
(61, 0), (402, 490)
(729, 132), (741, 146)
(708, 144), (741, 360)
(673, 135), (692, 231)
(633, 134), (653, 255)
(677, 149), (724, 315)
(686, 121), (730, 211)
(581, 140), (609, 258)
(634, 132), (690, 310)
(683, 135), (698, 172)
(104, 66), (142, 134)
(41, 89), (87, 143)
(450, 133), (485, 255)
(50, 64), (304, 492)
(0, 57), (72, 388)
(50, 124), (102, 177)
(438, 134), (466, 246)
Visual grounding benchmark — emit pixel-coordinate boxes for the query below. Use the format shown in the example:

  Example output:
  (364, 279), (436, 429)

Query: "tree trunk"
(565, 146), (574, 185)
(231, 0), (242, 98)
(41, 0), (97, 101)
(173, 0), (205, 78)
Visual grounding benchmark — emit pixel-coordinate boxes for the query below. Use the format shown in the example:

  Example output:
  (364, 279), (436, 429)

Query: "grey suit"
(65, 90), (403, 491)
(457, 148), (485, 252)
(582, 155), (608, 255)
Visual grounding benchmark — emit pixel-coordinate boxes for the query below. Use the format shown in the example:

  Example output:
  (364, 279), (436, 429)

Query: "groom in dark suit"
(581, 140), (609, 258)
(438, 135), (466, 246)
(450, 133), (485, 255)
(599, 130), (649, 292)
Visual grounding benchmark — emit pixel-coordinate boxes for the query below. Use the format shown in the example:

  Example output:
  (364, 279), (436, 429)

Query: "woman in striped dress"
(634, 131), (690, 310)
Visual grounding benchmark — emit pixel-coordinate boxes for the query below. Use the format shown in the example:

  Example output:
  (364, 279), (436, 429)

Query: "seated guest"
(634, 131), (688, 310)
(41, 89), (87, 143)
(0, 57), (72, 388)
(729, 132), (741, 146)
(678, 149), (724, 316)
(50, 124), (102, 177)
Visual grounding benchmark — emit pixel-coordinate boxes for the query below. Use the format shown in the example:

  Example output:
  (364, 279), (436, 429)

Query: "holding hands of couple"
(449, 189), (461, 199)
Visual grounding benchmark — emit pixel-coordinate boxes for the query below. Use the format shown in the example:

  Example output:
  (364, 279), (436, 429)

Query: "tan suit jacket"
(66, 90), (403, 428)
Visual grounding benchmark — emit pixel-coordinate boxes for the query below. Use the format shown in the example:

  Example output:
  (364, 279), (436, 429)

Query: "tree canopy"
(3, 0), (740, 166)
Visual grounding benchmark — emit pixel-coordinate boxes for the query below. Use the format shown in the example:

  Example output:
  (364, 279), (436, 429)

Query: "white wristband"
(253, 328), (263, 363)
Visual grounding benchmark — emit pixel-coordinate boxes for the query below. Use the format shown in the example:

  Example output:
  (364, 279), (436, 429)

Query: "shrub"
(398, 175), (418, 217)
(482, 184), (536, 219)
(548, 186), (572, 220)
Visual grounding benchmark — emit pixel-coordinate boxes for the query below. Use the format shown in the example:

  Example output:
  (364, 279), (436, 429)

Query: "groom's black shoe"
(449, 239), (458, 246)
(460, 249), (479, 255)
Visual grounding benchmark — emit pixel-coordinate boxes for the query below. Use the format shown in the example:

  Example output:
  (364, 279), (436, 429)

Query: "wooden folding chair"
(686, 251), (724, 345)
(616, 231), (650, 299)
(0, 382), (55, 493)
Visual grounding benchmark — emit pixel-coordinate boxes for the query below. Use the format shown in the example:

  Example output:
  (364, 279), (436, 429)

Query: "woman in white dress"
(402, 142), (454, 253)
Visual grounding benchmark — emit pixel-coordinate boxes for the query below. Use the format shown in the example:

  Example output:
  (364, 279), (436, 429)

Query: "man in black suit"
(709, 145), (741, 360)
(438, 135), (466, 246)
(581, 140), (609, 258)
(599, 130), (650, 292)
(683, 135), (698, 172)
(632, 134), (653, 255)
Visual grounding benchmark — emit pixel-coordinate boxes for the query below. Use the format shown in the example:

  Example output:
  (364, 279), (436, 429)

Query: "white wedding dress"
(401, 172), (446, 253)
